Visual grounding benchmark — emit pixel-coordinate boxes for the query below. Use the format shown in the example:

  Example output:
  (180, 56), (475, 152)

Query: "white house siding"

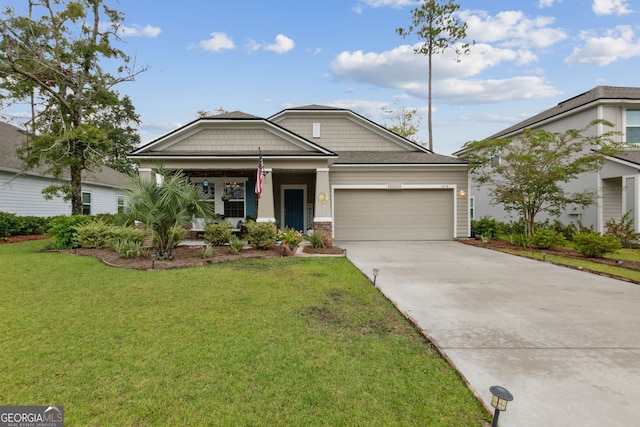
(275, 116), (407, 152)
(329, 166), (469, 239)
(0, 171), (123, 217)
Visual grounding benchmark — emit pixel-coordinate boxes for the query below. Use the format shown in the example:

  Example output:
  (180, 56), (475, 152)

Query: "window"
(195, 180), (215, 199)
(626, 110), (640, 143)
(490, 154), (500, 168)
(117, 195), (125, 214)
(82, 192), (91, 215)
(223, 181), (245, 217)
(469, 197), (475, 220)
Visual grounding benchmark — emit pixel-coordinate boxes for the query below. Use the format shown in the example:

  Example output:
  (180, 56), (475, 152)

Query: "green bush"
(573, 232), (622, 258)
(111, 226), (148, 246)
(201, 244), (214, 258)
(471, 216), (498, 240)
(152, 225), (187, 259)
(605, 211), (639, 249)
(508, 233), (531, 248)
(245, 221), (277, 249)
(47, 215), (92, 249)
(531, 229), (568, 250)
(306, 229), (328, 249)
(203, 222), (232, 246)
(75, 222), (119, 248)
(112, 239), (146, 258)
(0, 212), (21, 238)
(228, 235), (246, 254)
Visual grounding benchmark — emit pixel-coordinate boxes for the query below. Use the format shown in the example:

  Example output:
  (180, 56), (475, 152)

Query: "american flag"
(255, 151), (264, 199)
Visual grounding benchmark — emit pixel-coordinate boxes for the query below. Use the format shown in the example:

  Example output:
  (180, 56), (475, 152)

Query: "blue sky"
(7, 0), (640, 155)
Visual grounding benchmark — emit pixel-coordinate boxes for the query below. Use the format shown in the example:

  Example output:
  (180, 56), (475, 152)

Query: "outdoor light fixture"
(489, 385), (513, 427)
(458, 190), (466, 197)
(373, 268), (379, 286)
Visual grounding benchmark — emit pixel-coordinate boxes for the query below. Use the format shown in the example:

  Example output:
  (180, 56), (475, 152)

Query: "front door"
(283, 188), (304, 231)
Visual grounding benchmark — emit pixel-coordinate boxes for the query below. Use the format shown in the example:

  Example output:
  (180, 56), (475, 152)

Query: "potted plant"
(277, 227), (304, 256)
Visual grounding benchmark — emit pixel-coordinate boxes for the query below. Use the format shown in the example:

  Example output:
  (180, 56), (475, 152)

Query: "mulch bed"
(1, 234), (344, 270)
(458, 238), (640, 280)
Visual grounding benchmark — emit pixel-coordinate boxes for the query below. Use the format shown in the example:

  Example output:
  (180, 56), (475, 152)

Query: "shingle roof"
(0, 121), (129, 188)
(609, 149), (640, 166)
(487, 86), (640, 140)
(205, 110), (262, 120)
(333, 151), (466, 165)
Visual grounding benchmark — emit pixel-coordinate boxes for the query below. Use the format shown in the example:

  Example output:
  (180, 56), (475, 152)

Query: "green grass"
(503, 248), (640, 282)
(0, 240), (488, 426)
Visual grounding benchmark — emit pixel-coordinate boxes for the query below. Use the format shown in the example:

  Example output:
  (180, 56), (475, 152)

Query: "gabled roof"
(130, 112), (336, 158)
(487, 86), (640, 140)
(332, 151), (466, 165)
(0, 121), (129, 188)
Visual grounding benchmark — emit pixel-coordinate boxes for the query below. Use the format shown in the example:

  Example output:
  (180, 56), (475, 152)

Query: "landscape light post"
(489, 385), (513, 427)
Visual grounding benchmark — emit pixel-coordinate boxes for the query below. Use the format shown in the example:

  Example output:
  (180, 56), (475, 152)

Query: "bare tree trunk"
(70, 163), (83, 215)
(427, 51), (433, 152)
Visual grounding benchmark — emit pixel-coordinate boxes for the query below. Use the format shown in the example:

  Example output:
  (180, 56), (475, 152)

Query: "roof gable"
(269, 106), (432, 154)
(130, 116), (335, 157)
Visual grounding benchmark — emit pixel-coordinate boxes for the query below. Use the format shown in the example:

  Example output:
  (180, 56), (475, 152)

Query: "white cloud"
(460, 10), (568, 49)
(538, 0), (557, 8)
(564, 25), (640, 66)
(264, 34), (295, 54)
(592, 0), (632, 15)
(330, 42), (559, 104)
(103, 23), (161, 37)
(359, 0), (413, 7)
(199, 32), (236, 52)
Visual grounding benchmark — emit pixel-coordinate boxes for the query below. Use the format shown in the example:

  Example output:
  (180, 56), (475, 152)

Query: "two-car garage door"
(333, 189), (453, 241)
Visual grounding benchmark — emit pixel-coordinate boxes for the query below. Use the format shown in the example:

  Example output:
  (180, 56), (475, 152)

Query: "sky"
(5, 0), (640, 155)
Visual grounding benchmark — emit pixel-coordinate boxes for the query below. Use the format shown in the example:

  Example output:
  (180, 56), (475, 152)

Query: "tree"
(195, 107), (229, 118)
(124, 169), (214, 259)
(0, 0), (145, 213)
(397, 0), (472, 152)
(382, 101), (423, 144)
(460, 120), (622, 237)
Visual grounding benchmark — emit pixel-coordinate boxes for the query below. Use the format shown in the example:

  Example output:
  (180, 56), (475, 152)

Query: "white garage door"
(334, 189), (453, 241)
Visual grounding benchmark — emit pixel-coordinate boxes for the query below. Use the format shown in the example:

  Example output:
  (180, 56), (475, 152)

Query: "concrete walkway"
(337, 241), (640, 427)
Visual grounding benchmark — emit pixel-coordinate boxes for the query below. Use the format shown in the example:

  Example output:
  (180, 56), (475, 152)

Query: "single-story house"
(454, 86), (640, 233)
(0, 121), (130, 217)
(129, 105), (470, 241)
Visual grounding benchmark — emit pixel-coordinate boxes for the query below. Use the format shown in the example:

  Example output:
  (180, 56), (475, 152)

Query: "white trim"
(316, 167), (330, 172)
(331, 184), (458, 239)
(621, 174), (640, 233)
(281, 184), (307, 230)
(597, 171), (603, 233)
(256, 217), (276, 223)
(331, 163), (466, 168)
(313, 217), (333, 222)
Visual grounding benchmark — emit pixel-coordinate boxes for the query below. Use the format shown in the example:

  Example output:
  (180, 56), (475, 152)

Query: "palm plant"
(125, 170), (214, 259)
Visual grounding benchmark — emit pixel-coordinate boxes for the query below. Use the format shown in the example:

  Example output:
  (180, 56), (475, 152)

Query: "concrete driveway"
(337, 241), (640, 427)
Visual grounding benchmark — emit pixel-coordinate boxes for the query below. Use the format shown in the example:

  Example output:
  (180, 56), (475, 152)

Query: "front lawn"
(0, 240), (488, 426)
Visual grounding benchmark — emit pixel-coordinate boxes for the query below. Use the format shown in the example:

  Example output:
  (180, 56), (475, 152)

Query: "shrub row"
(0, 212), (50, 238)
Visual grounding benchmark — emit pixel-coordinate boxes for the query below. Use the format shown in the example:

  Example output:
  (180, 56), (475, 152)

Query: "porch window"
(82, 191), (91, 215)
(223, 181), (245, 217)
(195, 180), (215, 199)
(626, 110), (640, 143)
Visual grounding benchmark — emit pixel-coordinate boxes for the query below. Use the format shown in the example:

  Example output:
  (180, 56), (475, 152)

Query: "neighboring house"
(0, 121), (130, 217)
(129, 105), (469, 241)
(454, 86), (640, 233)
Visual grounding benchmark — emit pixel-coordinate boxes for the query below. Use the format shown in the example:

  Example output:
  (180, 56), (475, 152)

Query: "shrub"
(47, 215), (92, 249)
(203, 222), (232, 246)
(573, 232), (622, 258)
(75, 222), (119, 248)
(228, 235), (246, 254)
(201, 244), (214, 258)
(277, 227), (304, 246)
(245, 221), (277, 249)
(605, 211), (639, 249)
(112, 239), (146, 258)
(471, 216), (498, 240)
(111, 226), (148, 246)
(0, 212), (21, 238)
(152, 225), (187, 260)
(531, 229), (568, 250)
(306, 229), (328, 249)
(508, 233), (531, 248)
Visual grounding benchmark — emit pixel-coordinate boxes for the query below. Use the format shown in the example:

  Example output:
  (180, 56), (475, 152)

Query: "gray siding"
(277, 117), (407, 152)
(163, 128), (305, 153)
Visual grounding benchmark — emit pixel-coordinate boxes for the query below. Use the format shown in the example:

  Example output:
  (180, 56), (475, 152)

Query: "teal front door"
(284, 189), (304, 231)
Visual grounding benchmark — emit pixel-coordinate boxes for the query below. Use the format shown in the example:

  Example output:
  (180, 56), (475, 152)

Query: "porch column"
(313, 168), (333, 239)
(256, 168), (276, 223)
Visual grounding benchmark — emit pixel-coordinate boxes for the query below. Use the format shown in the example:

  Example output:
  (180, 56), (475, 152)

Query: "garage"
(333, 188), (454, 241)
